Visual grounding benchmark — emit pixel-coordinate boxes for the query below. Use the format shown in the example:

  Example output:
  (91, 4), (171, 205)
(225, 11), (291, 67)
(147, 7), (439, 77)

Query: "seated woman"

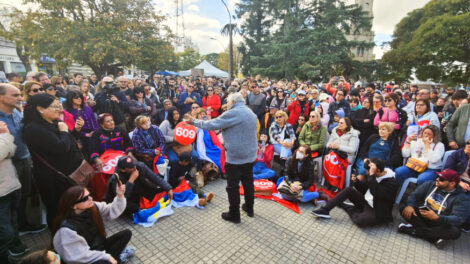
(312, 158), (398, 227)
(395, 125), (445, 185)
(269, 110), (296, 175)
(444, 139), (470, 195)
(131, 115), (166, 168)
(407, 99), (440, 128)
(53, 185), (134, 264)
(64, 90), (98, 137)
(88, 114), (134, 170)
(299, 111), (326, 156)
(253, 132), (276, 180)
(354, 122), (402, 178)
(280, 145), (329, 203)
(326, 117), (360, 164)
(159, 106), (181, 144)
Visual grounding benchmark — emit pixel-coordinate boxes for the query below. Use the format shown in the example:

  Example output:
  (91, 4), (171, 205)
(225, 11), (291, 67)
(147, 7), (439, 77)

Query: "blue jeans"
(273, 142), (292, 159)
(355, 159), (367, 176)
(253, 162), (276, 180)
(395, 165), (438, 186)
(0, 190), (23, 258)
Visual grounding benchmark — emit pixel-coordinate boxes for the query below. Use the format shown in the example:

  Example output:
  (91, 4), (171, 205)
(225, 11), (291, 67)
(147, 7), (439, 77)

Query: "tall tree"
(176, 47), (202, 71)
(203, 53), (220, 67)
(381, 0), (470, 85)
(237, 0), (373, 80)
(1, 0), (172, 77)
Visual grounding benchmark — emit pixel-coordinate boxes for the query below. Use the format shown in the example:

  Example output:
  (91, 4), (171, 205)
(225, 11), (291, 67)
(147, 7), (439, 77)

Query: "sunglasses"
(309, 115), (316, 118)
(436, 177), (448, 182)
(192, 107), (199, 109)
(275, 116), (283, 119)
(31, 88), (44, 93)
(75, 193), (93, 204)
(207, 89), (213, 92)
(385, 99), (393, 102)
(135, 91), (144, 94)
(47, 87), (57, 91)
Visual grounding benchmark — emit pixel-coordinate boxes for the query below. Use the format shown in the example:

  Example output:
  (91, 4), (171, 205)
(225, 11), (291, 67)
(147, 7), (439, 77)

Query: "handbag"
(277, 177), (303, 201)
(406, 158), (428, 173)
(32, 150), (95, 187)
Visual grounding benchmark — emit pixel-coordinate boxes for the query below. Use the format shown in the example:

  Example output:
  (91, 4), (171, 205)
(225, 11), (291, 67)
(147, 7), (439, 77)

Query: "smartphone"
(418, 205), (429, 211)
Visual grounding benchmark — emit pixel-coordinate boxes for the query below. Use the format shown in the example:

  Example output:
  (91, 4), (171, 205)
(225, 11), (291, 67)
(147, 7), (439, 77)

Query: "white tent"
(179, 60), (229, 78)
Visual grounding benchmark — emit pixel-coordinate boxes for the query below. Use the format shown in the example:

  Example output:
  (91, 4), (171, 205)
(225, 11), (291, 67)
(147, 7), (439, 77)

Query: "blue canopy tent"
(155, 71), (179, 76)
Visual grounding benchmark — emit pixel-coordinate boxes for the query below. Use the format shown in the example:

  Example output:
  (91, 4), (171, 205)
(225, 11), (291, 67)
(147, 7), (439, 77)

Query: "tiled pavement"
(22, 179), (470, 264)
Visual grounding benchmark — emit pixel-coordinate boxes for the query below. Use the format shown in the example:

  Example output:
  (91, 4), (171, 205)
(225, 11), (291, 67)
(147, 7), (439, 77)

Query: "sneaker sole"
(8, 248), (29, 257)
(311, 211), (331, 219)
(19, 226), (48, 236)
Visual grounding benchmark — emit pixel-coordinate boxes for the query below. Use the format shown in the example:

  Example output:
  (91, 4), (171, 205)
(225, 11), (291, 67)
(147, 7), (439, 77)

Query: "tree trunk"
(16, 46), (32, 72)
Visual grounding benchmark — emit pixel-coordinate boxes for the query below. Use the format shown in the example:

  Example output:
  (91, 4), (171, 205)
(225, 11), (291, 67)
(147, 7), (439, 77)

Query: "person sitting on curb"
(397, 169), (470, 249)
(312, 158), (398, 227)
(168, 152), (214, 206)
(105, 155), (173, 215)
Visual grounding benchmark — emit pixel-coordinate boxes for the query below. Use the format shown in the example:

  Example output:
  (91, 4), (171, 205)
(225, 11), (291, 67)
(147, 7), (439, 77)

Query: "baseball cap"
(117, 155), (136, 169)
(435, 169), (460, 183)
(297, 90), (306, 95)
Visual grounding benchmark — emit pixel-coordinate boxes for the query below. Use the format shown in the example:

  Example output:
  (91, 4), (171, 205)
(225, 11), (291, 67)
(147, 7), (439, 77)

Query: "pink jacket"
(374, 107), (400, 130)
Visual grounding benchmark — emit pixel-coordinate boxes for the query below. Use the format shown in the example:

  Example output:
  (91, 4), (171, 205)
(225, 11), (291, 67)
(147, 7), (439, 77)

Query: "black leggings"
(406, 208), (461, 242)
(323, 187), (377, 227)
(92, 229), (132, 264)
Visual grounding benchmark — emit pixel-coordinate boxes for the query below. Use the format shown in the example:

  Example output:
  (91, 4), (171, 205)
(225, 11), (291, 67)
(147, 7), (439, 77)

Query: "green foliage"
(1, 0), (174, 77)
(236, 0), (373, 80)
(381, 0), (470, 85)
(203, 53), (220, 67)
(175, 47), (202, 71)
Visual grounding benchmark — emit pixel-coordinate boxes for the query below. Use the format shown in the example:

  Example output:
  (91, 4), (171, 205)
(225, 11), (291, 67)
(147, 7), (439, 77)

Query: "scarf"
(336, 128), (345, 137)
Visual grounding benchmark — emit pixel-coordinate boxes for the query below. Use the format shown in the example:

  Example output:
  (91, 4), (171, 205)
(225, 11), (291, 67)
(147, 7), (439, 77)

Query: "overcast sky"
(1, 0), (431, 59)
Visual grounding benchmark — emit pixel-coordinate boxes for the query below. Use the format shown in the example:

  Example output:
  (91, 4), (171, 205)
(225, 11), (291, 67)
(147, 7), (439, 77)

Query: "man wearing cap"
(286, 90), (309, 126)
(185, 92), (258, 223)
(398, 169), (470, 249)
(106, 155), (173, 215)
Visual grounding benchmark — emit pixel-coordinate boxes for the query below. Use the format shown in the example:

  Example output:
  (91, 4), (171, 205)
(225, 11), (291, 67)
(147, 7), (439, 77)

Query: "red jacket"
(256, 144), (274, 168)
(326, 82), (350, 95)
(287, 100), (309, 126)
(202, 94), (221, 118)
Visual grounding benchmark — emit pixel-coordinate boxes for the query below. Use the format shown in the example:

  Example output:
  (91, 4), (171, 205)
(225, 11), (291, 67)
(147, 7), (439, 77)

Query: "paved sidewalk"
(22, 179), (470, 263)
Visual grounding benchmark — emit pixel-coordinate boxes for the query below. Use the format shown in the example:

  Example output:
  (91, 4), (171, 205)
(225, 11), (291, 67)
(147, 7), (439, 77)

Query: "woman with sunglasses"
(374, 93), (408, 133)
(269, 88), (287, 111)
(299, 111), (326, 157)
(23, 81), (44, 103)
(53, 185), (133, 264)
(64, 91), (98, 138)
(269, 110), (296, 176)
(23, 94), (85, 228)
(407, 99), (440, 129)
(202, 86), (221, 118)
(326, 117), (360, 164)
(128, 86), (156, 128)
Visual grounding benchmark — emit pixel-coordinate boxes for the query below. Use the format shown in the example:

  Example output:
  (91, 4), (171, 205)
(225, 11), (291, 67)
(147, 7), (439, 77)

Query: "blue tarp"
(155, 71), (179, 76)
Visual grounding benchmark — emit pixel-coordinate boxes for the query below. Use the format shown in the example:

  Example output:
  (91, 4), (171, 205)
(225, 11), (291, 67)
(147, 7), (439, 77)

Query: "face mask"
(296, 151), (304, 160)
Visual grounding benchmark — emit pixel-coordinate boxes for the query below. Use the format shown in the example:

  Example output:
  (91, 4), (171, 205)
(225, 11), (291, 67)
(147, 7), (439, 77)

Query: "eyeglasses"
(31, 88), (44, 93)
(192, 107), (199, 109)
(207, 89), (213, 92)
(135, 91), (144, 94)
(337, 93), (344, 96)
(47, 87), (57, 91)
(49, 104), (61, 110)
(338, 121), (345, 124)
(385, 99), (393, 102)
(275, 116), (283, 119)
(309, 115), (316, 119)
(74, 193), (93, 204)
(436, 177), (448, 182)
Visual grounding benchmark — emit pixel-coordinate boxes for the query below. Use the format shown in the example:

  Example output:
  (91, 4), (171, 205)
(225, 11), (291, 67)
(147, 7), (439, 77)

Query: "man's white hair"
(227, 92), (245, 104)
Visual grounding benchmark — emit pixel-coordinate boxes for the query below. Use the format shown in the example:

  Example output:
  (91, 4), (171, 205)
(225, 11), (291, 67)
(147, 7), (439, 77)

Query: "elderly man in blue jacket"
(186, 92), (258, 223)
(178, 84), (202, 114)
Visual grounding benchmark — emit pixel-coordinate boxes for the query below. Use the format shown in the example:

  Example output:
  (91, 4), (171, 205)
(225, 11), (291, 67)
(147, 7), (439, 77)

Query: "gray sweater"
(193, 102), (258, 164)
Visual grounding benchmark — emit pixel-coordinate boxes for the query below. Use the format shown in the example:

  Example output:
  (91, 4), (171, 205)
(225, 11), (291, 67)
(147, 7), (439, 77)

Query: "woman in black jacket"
(23, 94), (84, 228)
(354, 122), (402, 178)
(350, 96), (376, 152)
(312, 158), (398, 227)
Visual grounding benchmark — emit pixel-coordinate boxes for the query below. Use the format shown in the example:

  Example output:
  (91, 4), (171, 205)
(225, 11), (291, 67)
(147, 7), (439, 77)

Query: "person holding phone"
(398, 169), (470, 249)
(312, 158), (398, 227)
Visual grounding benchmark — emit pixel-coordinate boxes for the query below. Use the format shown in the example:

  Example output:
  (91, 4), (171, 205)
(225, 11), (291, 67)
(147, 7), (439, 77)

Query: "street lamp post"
(220, 0), (232, 81)
(209, 37), (229, 71)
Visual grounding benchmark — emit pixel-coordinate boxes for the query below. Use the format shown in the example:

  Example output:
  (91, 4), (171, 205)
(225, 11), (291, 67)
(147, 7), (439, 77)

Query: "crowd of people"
(1, 70), (470, 263)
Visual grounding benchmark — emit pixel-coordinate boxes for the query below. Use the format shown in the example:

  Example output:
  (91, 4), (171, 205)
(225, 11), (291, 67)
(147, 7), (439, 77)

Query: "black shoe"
(8, 243), (29, 257)
(397, 223), (416, 236)
(221, 212), (240, 223)
(19, 223), (48, 236)
(460, 223), (470, 233)
(242, 204), (254, 217)
(434, 239), (445, 249)
(311, 207), (331, 219)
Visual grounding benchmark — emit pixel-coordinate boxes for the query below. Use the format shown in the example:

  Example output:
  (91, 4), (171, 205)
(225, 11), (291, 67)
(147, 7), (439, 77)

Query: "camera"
(364, 159), (371, 170)
(103, 82), (117, 98)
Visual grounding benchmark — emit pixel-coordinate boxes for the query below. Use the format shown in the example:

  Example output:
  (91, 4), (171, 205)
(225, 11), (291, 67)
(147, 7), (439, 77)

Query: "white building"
(345, 0), (375, 62)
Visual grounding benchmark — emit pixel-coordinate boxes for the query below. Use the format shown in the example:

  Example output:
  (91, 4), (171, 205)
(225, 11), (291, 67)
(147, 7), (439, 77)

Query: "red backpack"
(322, 150), (348, 189)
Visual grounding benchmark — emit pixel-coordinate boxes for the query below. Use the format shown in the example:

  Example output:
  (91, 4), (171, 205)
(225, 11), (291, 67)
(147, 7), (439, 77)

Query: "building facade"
(345, 0), (375, 62)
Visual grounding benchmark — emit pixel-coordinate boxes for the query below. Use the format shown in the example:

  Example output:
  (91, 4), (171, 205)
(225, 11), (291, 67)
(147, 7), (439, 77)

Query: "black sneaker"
(434, 239), (445, 249)
(242, 203), (254, 217)
(19, 224), (48, 236)
(460, 223), (470, 233)
(221, 212), (240, 223)
(397, 223), (416, 236)
(8, 243), (29, 257)
(311, 207), (331, 219)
